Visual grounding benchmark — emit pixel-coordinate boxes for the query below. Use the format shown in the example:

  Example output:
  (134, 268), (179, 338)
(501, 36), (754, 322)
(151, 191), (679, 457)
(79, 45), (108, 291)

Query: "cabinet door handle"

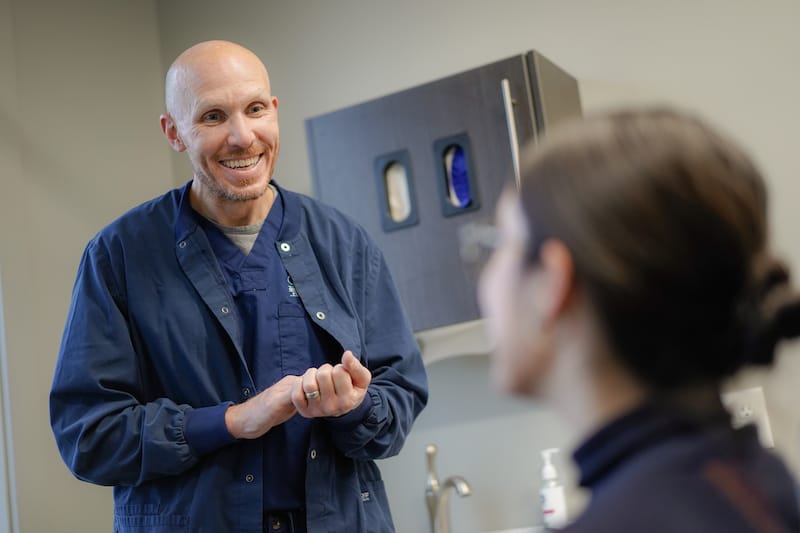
(501, 78), (521, 187)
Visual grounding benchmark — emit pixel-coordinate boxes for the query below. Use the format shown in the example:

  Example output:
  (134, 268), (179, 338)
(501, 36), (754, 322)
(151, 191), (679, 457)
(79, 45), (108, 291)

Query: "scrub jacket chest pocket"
(277, 299), (314, 375)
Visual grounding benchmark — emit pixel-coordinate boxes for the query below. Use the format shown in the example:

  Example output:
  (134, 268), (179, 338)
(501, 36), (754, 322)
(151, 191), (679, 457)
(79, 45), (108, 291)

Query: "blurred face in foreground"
(479, 190), (559, 396)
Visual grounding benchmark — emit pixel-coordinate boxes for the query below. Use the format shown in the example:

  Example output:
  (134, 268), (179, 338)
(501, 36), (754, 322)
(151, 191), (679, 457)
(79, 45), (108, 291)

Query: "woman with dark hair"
(478, 108), (800, 532)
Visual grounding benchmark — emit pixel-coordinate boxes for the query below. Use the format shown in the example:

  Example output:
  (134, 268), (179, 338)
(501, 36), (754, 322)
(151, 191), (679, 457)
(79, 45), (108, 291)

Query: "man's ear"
(160, 114), (185, 152)
(537, 239), (576, 324)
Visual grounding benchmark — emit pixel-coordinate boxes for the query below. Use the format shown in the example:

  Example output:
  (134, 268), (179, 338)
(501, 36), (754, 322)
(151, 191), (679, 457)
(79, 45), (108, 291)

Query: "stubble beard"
(197, 170), (270, 202)
(196, 147), (277, 202)
(192, 140), (279, 203)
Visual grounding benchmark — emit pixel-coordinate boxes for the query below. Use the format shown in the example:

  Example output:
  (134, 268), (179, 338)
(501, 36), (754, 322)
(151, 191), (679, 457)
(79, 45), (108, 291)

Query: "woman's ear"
(537, 239), (576, 324)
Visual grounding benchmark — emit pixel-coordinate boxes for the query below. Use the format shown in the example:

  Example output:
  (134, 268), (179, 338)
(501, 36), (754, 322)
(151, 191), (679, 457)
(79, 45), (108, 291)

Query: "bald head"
(164, 40), (271, 122)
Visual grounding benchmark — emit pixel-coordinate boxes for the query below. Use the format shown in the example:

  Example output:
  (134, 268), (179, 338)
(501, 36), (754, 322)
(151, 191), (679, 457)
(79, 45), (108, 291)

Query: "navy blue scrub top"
(198, 189), (333, 512)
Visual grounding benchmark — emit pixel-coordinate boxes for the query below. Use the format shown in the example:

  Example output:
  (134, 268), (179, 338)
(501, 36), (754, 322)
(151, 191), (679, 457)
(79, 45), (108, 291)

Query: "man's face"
(169, 50), (280, 203)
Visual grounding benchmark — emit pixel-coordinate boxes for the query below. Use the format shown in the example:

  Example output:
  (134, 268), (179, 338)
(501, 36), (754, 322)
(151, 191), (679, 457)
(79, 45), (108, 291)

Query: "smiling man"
(50, 41), (428, 533)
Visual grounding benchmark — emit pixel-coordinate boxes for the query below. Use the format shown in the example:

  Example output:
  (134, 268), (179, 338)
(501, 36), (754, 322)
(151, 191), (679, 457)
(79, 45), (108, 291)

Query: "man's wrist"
(224, 403), (243, 439)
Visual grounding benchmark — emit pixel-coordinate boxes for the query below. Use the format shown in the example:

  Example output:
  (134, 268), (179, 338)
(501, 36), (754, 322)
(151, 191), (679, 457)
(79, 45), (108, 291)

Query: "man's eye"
(249, 103), (266, 114)
(202, 112), (222, 122)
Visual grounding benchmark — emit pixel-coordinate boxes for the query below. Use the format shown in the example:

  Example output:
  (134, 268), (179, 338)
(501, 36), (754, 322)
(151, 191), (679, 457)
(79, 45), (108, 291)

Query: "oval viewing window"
(443, 145), (472, 208)
(384, 161), (412, 222)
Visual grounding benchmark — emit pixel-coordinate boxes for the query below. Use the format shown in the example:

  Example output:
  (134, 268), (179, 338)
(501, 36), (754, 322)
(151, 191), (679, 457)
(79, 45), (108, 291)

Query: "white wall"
(155, 1), (800, 532)
(0, 2), (22, 530)
(0, 0), (173, 530)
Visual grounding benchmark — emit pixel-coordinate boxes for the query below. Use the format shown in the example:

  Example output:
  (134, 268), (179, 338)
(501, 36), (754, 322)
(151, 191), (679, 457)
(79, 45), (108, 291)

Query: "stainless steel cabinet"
(305, 51), (581, 332)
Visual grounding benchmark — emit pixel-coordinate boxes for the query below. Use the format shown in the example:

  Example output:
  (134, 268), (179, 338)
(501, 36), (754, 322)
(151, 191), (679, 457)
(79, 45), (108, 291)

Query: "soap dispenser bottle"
(540, 448), (568, 530)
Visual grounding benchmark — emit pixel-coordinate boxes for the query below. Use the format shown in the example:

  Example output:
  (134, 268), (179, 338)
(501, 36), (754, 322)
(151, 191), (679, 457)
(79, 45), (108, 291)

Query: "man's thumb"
(342, 351), (371, 388)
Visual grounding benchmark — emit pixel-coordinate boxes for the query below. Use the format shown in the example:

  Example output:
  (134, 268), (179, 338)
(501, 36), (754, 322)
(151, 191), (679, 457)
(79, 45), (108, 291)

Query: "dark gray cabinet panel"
(306, 51), (580, 332)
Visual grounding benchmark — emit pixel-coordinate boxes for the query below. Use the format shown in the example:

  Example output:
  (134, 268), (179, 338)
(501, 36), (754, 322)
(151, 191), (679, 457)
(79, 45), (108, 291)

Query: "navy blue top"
(50, 181), (428, 532)
(563, 401), (800, 532)
(199, 189), (331, 511)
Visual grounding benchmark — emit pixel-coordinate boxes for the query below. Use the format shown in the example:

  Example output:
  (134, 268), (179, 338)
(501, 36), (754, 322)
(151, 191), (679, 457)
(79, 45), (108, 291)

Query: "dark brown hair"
(518, 107), (800, 388)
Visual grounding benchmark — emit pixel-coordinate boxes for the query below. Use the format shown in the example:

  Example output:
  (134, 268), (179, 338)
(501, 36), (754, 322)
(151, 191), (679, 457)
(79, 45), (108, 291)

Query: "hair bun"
(745, 257), (800, 365)
(756, 259), (789, 297)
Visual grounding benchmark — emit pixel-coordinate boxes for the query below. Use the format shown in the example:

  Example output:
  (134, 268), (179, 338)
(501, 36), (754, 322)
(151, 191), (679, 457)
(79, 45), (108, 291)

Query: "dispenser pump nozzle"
(541, 448), (559, 481)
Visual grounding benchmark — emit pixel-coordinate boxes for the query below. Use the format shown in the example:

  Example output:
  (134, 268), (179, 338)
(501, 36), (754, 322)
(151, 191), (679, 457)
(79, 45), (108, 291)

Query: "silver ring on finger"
(305, 390), (321, 400)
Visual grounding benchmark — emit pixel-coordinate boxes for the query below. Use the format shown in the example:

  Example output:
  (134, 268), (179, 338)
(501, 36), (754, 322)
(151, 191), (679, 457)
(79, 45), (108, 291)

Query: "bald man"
(50, 41), (428, 533)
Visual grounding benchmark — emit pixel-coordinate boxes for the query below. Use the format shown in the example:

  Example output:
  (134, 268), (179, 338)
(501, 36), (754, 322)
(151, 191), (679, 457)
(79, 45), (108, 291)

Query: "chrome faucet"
(425, 444), (472, 533)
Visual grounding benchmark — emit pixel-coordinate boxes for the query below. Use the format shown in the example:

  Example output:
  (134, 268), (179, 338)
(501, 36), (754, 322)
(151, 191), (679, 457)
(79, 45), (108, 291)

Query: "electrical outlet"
(720, 386), (774, 448)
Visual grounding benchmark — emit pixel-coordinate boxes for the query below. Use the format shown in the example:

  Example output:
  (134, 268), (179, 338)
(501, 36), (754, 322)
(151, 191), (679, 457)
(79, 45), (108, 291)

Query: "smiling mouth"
(219, 155), (261, 169)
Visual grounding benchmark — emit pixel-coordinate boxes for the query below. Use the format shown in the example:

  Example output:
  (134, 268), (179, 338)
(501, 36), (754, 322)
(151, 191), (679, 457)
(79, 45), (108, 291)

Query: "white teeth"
(221, 155), (259, 169)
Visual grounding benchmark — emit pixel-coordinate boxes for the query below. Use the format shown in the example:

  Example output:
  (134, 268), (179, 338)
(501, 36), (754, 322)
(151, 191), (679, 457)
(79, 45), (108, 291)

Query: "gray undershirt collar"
(203, 185), (277, 256)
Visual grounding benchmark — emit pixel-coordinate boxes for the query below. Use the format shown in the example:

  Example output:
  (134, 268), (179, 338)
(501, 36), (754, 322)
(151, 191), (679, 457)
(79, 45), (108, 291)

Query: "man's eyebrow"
(194, 89), (272, 114)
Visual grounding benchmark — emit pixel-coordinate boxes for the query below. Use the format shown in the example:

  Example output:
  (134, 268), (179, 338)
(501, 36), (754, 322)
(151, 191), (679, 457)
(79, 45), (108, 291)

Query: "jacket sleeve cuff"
(325, 393), (374, 432)
(184, 402), (236, 456)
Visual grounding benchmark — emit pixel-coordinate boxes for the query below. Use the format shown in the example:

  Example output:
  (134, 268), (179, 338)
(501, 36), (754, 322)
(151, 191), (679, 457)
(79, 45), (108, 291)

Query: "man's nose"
(226, 114), (256, 148)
